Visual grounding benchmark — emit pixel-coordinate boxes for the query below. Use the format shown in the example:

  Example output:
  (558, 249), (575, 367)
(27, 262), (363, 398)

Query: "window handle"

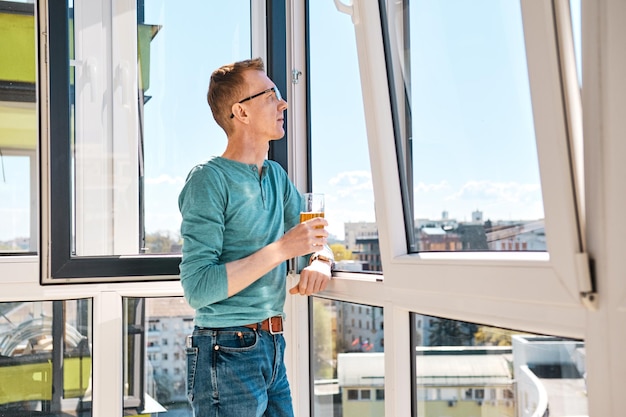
(334, 0), (360, 25)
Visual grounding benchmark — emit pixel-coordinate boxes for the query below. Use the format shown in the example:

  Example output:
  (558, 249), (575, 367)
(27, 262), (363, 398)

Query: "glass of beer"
(300, 193), (325, 224)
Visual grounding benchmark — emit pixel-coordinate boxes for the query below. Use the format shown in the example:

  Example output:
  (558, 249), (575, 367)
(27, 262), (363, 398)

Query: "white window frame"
(324, 0), (590, 332)
(287, 0), (602, 416)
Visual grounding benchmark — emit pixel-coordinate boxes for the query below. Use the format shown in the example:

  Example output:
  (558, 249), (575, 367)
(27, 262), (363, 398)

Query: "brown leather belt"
(242, 316), (284, 334)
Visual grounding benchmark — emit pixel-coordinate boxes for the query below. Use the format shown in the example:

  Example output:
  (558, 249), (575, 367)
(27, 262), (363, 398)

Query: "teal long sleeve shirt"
(178, 157), (302, 328)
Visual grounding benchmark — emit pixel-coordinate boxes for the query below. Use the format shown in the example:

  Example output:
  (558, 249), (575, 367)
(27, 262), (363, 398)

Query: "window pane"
(139, 0), (251, 255)
(0, 300), (92, 415)
(411, 313), (588, 416)
(0, 154), (34, 253)
(0, 2), (37, 254)
(390, 1), (546, 252)
(71, 1), (251, 256)
(312, 298), (384, 417)
(124, 297), (194, 416)
(308, 1), (381, 273)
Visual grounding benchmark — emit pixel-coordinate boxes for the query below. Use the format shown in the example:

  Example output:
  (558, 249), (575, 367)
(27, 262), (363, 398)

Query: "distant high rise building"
(335, 301), (384, 353)
(145, 298), (195, 403)
(353, 235), (382, 272)
(344, 222), (378, 251)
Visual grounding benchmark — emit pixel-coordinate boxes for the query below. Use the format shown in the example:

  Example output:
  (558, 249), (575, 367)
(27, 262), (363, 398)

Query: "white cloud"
(328, 171), (373, 197)
(321, 171), (376, 237)
(446, 180), (541, 203)
(414, 180), (451, 193)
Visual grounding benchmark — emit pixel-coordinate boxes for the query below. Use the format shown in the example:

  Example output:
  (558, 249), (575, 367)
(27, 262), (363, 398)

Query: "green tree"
(144, 231), (179, 254)
(312, 300), (335, 379)
(330, 243), (353, 261)
(429, 318), (477, 346)
(474, 326), (516, 346)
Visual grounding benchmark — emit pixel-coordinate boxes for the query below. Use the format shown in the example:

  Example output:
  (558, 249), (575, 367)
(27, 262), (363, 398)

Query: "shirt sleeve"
(178, 165), (229, 309)
(283, 177), (303, 232)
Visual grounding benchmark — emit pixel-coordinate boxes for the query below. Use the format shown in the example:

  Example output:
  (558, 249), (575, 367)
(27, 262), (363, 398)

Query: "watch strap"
(309, 253), (335, 270)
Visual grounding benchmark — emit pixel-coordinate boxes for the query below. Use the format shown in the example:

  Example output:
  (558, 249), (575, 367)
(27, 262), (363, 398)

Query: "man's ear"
(231, 103), (249, 123)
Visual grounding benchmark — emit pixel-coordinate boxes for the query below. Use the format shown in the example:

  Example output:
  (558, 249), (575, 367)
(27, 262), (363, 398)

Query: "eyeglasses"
(229, 86), (283, 118)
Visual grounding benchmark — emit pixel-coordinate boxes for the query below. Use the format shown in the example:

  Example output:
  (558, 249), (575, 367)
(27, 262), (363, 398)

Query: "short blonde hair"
(207, 57), (265, 132)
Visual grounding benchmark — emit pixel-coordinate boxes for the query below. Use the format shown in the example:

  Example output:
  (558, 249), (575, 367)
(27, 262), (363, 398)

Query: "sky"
(150, 0), (584, 240)
(310, 1), (544, 237)
(0, 0), (582, 243)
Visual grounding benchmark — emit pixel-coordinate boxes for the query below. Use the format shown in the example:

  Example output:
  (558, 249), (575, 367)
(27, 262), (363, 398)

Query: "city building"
(335, 301), (384, 353)
(344, 222), (378, 252)
(336, 338), (587, 417)
(144, 298), (195, 404)
(352, 235), (382, 272)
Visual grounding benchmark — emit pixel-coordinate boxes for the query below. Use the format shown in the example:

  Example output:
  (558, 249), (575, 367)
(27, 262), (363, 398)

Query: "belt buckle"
(269, 316), (283, 335)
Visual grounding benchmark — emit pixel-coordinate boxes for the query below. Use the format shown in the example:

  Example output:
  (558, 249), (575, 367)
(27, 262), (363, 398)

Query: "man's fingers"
(297, 274), (309, 295)
(289, 271), (331, 296)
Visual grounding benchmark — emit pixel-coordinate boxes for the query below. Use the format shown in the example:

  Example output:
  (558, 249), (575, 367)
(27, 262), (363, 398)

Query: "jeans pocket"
(215, 329), (259, 352)
(185, 346), (199, 402)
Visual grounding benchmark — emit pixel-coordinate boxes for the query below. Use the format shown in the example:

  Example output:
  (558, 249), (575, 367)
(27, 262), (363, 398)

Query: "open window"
(41, 1), (280, 282)
(329, 0), (591, 335)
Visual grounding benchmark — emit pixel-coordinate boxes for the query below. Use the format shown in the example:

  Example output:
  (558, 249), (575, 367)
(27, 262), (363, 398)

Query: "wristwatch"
(309, 253), (335, 270)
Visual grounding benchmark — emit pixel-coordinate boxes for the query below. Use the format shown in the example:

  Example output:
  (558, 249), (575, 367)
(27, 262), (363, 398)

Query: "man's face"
(238, 70), (288, 140)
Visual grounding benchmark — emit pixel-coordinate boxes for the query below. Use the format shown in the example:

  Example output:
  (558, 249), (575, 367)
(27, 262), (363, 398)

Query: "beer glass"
(300, 193), (325, 223)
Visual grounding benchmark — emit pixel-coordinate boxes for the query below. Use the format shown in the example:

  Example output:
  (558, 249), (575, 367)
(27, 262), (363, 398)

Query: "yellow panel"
(138, 23), (161, 92)
(0, 101), (36, 150)
(0, 356), (92, 405)
(0, 11), (36, 83)
(64, 356), (92, 398)
(0, 360), (52, 404)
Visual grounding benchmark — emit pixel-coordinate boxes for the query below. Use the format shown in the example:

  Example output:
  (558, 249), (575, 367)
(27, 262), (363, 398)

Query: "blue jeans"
(186, 326), (294, 417)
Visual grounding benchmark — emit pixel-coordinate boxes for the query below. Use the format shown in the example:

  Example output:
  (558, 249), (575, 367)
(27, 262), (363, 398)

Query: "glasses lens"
(273, 87), (283, 102)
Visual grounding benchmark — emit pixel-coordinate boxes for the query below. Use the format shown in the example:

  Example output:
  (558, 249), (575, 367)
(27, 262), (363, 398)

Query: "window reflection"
(0, 2), (37, 254)
(139, 0), (251, 255)
(0, 300), (92, 415)
(70, 1), (251, 256)
(411, 313), (587, 417)
(312, 298), (385, 417)
(0, 154), (35, 253)
(124, 297), (194, 416)
(387, 0), (546, 253)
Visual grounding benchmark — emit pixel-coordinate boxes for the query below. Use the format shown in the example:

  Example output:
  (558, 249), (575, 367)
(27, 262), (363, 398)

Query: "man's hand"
(279, 217), (329, 259)
(289, 260), (331, 296)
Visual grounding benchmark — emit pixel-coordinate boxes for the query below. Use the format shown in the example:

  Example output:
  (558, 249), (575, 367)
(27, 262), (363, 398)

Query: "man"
(178, 57), (333, 417)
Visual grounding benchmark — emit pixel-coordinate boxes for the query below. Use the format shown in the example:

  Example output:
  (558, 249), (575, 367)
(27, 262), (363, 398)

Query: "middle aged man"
(178, 57), (334, 417)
